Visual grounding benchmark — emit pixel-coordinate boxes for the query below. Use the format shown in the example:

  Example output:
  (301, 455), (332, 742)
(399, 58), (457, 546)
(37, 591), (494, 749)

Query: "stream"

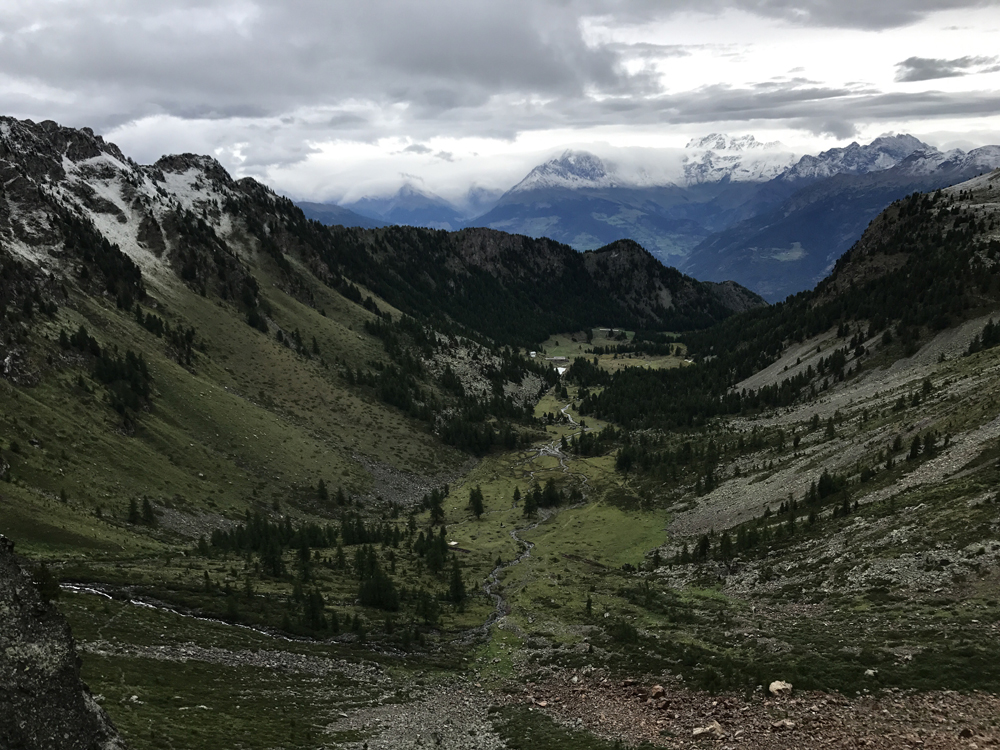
(61, 398), (592, 648)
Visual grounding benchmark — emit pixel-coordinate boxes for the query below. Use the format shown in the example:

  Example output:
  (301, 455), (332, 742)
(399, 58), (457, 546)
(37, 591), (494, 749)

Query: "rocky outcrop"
(0, 535), (127, 750)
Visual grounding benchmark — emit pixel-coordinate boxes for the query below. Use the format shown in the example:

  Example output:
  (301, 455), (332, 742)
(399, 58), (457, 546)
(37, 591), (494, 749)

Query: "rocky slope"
(0, 535), (127, 750)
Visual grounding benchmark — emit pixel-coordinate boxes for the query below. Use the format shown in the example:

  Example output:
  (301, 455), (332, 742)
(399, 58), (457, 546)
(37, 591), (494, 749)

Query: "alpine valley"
(3, 116), (1000, 750)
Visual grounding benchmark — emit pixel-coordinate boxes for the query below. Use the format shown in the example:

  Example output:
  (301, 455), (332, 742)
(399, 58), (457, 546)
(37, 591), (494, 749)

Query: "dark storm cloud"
(895, 55), (1000, 82)
(0, 1), (636, 128)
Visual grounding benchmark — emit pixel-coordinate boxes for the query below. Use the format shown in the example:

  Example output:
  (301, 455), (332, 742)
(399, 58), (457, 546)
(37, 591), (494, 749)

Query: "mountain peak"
(509, 150), (613, 193)
(682, 135), (796, 185)
(395, 182), (436, 199)
(866, 133), (936, 161)
(685, 134), (783, 152)
(344, 182), (463, 229)
(781, 133), (937, 182)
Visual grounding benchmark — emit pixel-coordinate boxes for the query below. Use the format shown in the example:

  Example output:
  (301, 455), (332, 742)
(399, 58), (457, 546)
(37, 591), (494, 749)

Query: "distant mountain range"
(682, 144), (1000, 301)
(299, 134), (1000, 301)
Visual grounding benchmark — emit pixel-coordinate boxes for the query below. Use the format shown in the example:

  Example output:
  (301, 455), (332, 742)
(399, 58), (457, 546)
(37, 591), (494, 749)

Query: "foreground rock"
(769, 680), (793, 697)
(0, 535), (127, 750)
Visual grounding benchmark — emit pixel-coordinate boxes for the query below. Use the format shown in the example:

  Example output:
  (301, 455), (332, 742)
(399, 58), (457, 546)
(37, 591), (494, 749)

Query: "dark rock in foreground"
(0, 535), (127, 750)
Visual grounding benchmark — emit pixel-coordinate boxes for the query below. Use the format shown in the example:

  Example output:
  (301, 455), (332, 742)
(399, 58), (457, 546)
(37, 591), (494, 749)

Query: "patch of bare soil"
(510, 672), (1000, 749)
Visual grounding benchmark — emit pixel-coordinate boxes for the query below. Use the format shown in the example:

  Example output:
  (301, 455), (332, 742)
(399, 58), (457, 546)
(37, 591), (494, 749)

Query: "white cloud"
(2, 0), (999, 200)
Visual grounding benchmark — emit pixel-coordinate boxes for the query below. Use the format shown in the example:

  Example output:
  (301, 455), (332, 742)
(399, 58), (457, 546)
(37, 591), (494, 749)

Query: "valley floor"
(18, 319), (1000, 750)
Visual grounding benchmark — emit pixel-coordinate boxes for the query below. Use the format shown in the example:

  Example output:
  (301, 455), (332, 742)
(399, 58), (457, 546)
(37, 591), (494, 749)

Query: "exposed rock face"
(0, 535), (127, 750)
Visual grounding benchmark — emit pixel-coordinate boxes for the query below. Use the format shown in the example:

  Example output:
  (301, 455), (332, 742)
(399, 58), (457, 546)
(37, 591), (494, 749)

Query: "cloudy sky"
(2, 0), (1000, 205)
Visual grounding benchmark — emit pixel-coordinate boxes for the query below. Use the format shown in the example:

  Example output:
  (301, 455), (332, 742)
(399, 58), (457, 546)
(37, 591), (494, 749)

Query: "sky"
(2, 0), (1000, 206)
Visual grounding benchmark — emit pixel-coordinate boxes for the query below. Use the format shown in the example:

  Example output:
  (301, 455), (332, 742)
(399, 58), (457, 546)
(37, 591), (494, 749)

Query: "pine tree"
(127, 497), (140, 525)
(429, 489), (445, 525)
(523, 488), (538, 517)
(141, 497), (156, 526)
(448, 558), (466, 605)
(297, 538), (311, 582)
(512, 486), (521, 507)
(719, 532), (733, 561)
(318, 479), (328, 502)
(695, 535), (710, 560)
(469, 485), (484, 519)
(542, 478), (561, 508)
(33, 563), (60, 602)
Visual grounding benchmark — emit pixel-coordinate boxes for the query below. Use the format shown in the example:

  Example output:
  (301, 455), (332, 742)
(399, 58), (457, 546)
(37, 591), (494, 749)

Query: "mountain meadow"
(2, 117), (1000, 749)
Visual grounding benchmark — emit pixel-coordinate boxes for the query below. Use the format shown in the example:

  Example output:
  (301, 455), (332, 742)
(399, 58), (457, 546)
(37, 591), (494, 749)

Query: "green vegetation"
(5, 133), (1000, 749)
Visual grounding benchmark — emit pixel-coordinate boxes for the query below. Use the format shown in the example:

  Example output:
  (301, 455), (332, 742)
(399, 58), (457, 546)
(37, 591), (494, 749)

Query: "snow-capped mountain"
(892, 144), (1000, 177)
(291, 129), (1000, 300)
(682, 143), (1000, 301)
(508, 137), (798, 192)
(685, 134), (781, 151)
(0, 116), (251, 284)
(508, 150), (616, 193)
(682, 134), (797, 185)
(466, 135), (801, 259)
(777, 133), (931, 182)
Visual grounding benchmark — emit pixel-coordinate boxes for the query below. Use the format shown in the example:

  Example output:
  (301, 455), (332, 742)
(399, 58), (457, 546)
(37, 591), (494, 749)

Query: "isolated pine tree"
(469, 485), (484, 519)
(448, 558), (466, 605)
